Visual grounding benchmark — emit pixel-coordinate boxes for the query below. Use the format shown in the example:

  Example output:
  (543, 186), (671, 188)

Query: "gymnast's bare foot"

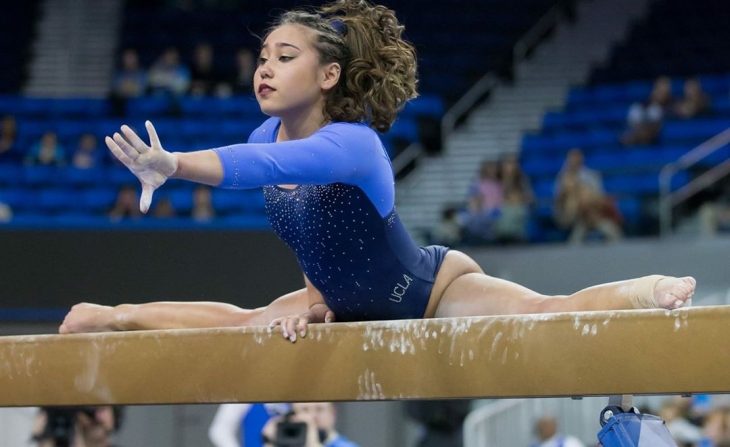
(654, 276), (696, 309)
(59, 303), (115, 334)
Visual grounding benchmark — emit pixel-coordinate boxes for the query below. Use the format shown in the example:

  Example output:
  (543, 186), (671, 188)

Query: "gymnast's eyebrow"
(261, 42), (301, 51)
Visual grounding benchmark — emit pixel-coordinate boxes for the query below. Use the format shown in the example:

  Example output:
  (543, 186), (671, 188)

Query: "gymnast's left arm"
(107, 121), (386, 213)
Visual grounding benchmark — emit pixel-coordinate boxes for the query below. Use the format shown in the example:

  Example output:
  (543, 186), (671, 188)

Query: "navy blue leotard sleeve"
(212, 118), (394, 217)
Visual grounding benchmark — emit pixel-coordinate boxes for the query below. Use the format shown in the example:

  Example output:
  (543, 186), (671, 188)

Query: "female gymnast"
(60, 0), (695, 341)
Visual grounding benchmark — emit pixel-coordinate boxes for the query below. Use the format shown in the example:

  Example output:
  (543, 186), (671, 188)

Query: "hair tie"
(330, 19), (347, 36)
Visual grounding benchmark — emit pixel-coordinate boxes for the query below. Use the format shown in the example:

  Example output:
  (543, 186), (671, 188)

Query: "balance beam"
(1, 306), (729, 406)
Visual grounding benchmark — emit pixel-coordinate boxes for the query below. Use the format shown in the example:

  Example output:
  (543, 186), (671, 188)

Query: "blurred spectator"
(31, 406), (122, 447)
(698, 186), (730, 236)
(622, 76), (674, 146)
(189, 43), (224, 96)
(25, 132), (66, 167)
(230, 48), (256, 95)
(659, 397), (703, 446)
(0, 115), (18, 162)
(554, 149), (622, 243)
(209, 403), (290, 447)
(0, 201), (12, 223)
(674, 77), (711, 119)
(72, 134), (102, 169)
(111, 49), (147, 99)
(152, 196), (176, 219)
(262, 402), (358, 447)
(110, 49), (147, 116)
(431, 206), (462, 246)
(405, 400), (470, 447)
(494, 154), (533, 244)
(148, 47), (191, 97)
(192, 185), (215, 221)
(464, 160), (503, 243)
(700, 407), (730, 447)
(530, 416), (584, 447)
(109, 185), (142, 221)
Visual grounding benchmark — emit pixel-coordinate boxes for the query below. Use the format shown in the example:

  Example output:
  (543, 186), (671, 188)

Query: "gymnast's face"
(255, 24), (341, 120)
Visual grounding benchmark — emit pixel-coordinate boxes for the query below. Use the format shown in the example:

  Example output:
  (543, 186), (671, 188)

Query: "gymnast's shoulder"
(248, 117), (382, 148)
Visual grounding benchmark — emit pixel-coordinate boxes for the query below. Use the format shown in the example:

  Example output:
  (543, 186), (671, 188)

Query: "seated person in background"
(25, 131), (66, 167)
(554, 149), (622, 244)
(431, 206), (462, 246)
(189, 43), (224, 97)
(147, 47), (190, 97)
(494, 153), (533, 244)
(698, 185), (730, 236)
(405, 400), (471, 447)
(229, 48), (256, 95)
(674, 77), (711, 119)
(152, 196), (176, 219)
(622, 75), (674, 146)
(108, 185), (142, 221)
(72, 133), (102, 169)
(31, 406), (122, 447)
(464, 160), (503, 243)
(700, 407), (730, 447)
(111, 49), (147, 99)
(192, 185), (215, 222)
(262, 402), (358, 447)
(659, 397), (703, 446)
(0, 201), (12, 223)
(209, 403), (290, 447)
(0, 115), (18, 162)
(530, 415), (585, 447)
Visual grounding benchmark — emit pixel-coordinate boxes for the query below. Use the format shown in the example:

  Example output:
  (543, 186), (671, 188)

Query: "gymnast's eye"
(257, 56), (268, 66)
(279, 55), (294, 62)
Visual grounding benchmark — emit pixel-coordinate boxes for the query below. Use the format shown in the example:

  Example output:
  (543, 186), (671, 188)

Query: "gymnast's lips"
(258, 83), (276, 95)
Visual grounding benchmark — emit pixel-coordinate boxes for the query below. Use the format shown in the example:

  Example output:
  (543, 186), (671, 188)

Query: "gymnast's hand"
(59, 303), (116, 334)
(269, 303), (335, 343)
(104, 120), (178, 213)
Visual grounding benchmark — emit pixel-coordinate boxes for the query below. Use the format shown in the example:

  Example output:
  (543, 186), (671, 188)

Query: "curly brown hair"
(265, 0), (418, 132)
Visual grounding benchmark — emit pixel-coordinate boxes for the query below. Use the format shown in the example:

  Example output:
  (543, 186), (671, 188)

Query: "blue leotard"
(213, 117), (448, 321)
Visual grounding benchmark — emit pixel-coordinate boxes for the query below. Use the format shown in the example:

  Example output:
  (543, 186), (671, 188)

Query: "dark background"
(0, 230), (303, 309)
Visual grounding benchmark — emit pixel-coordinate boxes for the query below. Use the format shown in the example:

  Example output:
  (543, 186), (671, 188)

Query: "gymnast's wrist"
(168, 152), (182, 178)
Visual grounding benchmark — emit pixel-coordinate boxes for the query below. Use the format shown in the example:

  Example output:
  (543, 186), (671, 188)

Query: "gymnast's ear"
(319, 62), (341, 92)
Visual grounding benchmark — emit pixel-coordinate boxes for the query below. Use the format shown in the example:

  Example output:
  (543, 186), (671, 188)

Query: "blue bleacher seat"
(167, 188), (194, 213)
(211, 189), (246, 214)
(80, 188), (117, 212)
(126, 97), (172, 117)
(107, 166), (137, 185)
(217, 96), (263, 118)
(62, 167), (104, 186)
(0, 187), (32, 210)
(37, 188), (78, 213)
(238, 189), (266, 213)
(23, 165), (60, 186)
(0, 164), (23, 185)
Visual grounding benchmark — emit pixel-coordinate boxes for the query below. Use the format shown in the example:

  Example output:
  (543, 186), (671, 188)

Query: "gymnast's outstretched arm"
(105, 119), (384, 214)
(59, 287), (312, 334)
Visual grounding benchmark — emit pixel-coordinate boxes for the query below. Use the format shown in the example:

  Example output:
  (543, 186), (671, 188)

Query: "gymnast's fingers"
(105, 136), (135, 168)
(296, 314), (310, 338)
(324, 310), (335, 323)
(113, 132), (141, 161)
(145, 120), (162, 150)
(285, 317), (298, 342)
(120, 124), (149, 153)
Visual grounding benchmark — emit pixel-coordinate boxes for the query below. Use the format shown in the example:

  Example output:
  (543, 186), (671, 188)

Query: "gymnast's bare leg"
(58, 288), (311, 334)
(425, 251), (697, 318)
